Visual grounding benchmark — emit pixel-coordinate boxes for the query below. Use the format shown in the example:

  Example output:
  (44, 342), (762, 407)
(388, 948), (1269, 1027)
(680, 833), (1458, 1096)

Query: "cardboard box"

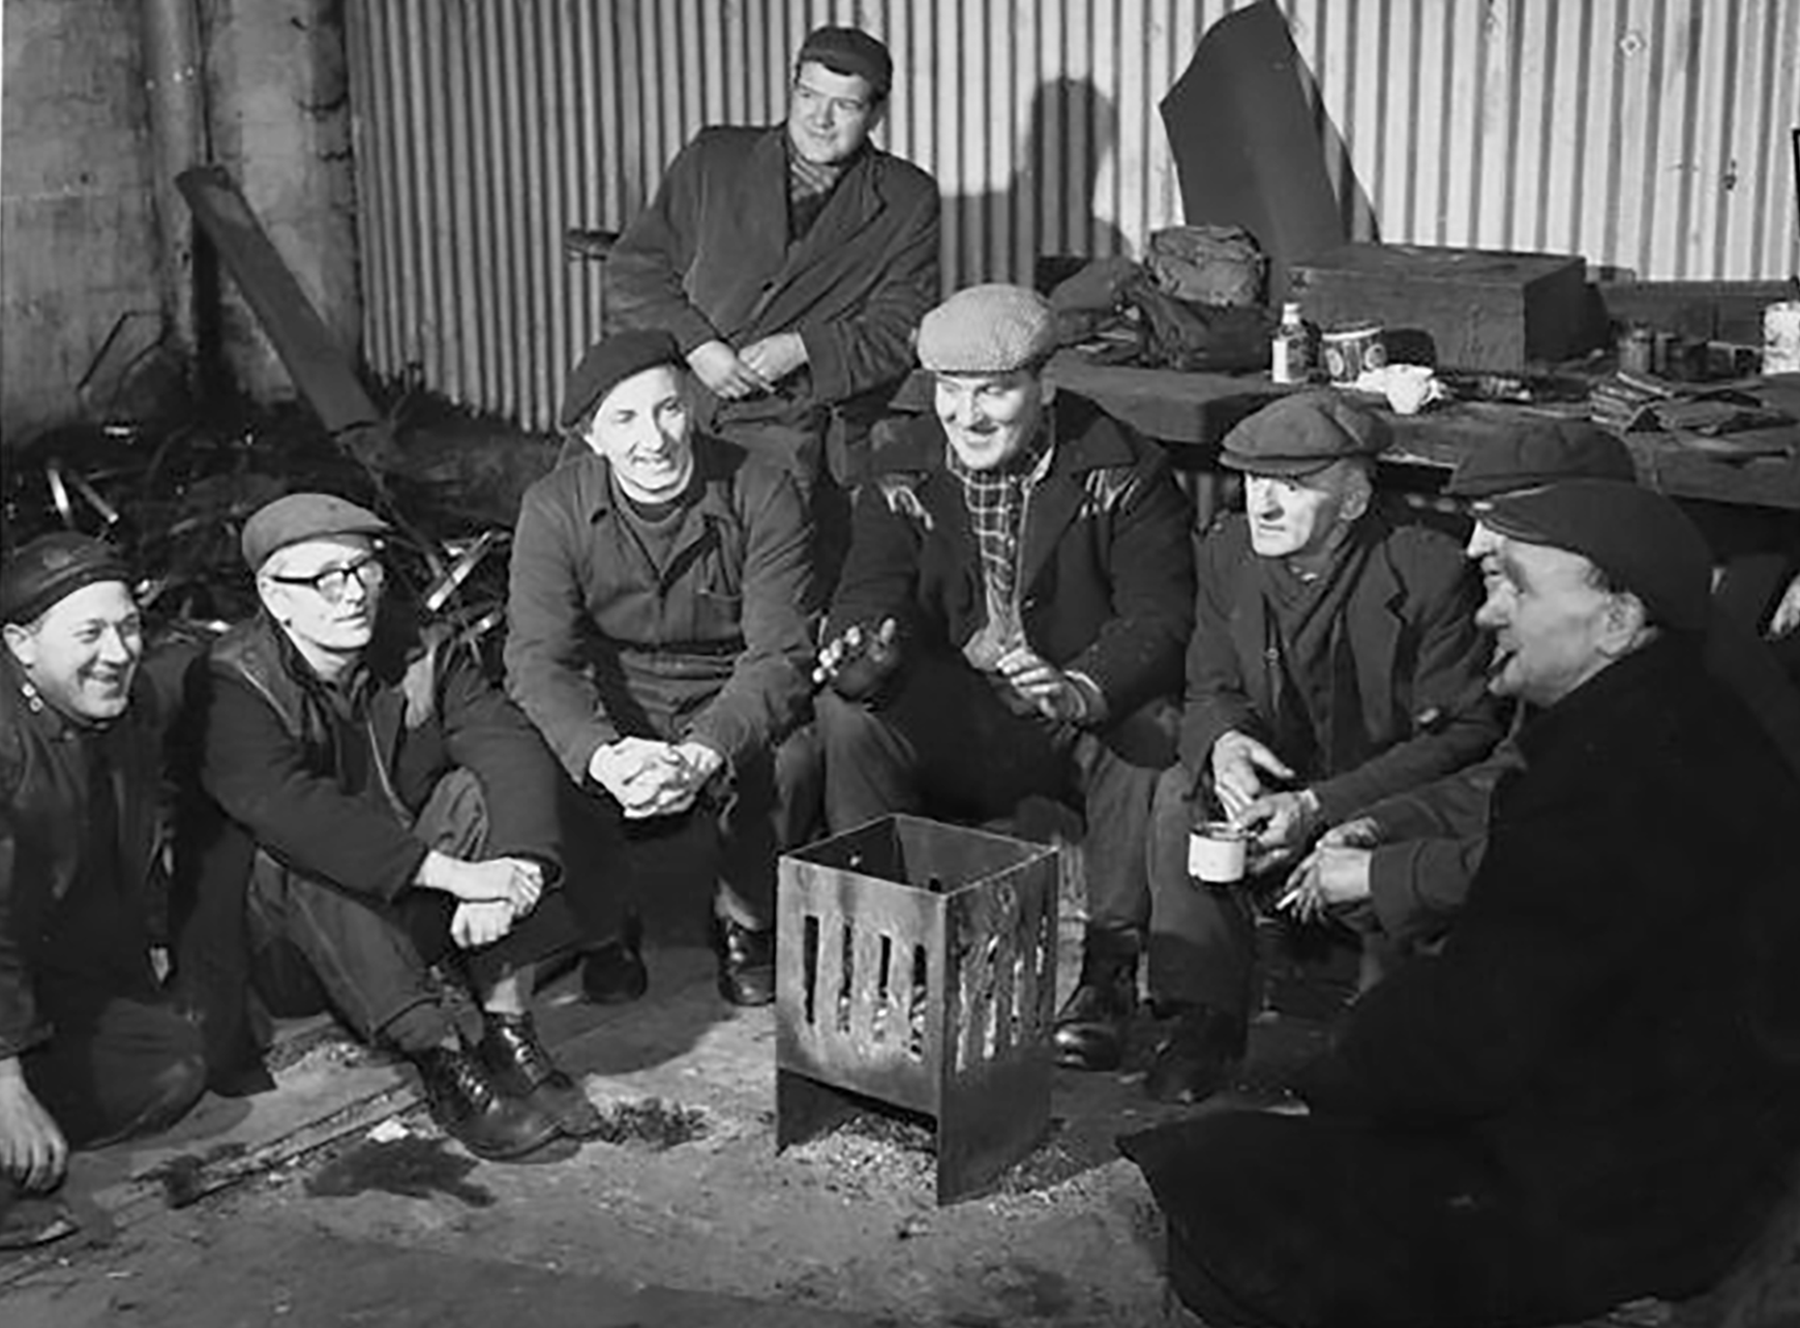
(1289, 243), (1589, 371)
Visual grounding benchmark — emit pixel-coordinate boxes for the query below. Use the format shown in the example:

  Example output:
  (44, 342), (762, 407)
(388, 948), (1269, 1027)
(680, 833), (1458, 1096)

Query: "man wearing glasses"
(176, 493), (599, 1162)
(605, 25), (939, 518)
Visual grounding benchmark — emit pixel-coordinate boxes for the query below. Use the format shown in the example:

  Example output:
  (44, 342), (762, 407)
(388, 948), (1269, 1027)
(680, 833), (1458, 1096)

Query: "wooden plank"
(176, 165), (389, 454)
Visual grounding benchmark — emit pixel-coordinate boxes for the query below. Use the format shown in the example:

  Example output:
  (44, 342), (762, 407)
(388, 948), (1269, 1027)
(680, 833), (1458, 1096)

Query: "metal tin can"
(1619, 324), (1654, 375)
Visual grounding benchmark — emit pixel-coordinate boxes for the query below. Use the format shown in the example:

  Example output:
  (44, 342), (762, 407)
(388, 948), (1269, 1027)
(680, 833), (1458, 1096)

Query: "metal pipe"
(141, 0), (209, 363)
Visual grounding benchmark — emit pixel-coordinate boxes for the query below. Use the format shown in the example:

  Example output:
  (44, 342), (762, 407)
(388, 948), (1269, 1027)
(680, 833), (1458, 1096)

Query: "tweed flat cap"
(241, 493), (391, 572)
(1, 532), (132, 625)
(1220, 391), (1390, 476)
(1481, 479), (1712, 632)
(917, 284), (1059, 376)
(1446, 419), (1637, 499)
(559, 330), (684, 430)
(797, 26), (893, 99)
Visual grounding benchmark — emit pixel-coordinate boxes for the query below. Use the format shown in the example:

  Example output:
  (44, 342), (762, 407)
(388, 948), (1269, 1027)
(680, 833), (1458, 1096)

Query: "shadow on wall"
(941, 76), (1128, 293)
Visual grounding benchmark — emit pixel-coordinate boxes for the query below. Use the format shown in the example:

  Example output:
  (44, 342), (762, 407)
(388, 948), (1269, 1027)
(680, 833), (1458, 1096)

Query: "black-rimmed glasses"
(268, 554), (386, 604)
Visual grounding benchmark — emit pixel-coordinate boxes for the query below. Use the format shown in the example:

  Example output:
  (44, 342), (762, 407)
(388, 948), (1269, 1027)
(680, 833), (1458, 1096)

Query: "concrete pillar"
(199, 0), (360, 405)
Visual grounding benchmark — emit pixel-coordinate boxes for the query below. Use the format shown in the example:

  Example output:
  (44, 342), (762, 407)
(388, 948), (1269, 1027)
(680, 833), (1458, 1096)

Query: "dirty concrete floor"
(0, 881), (1345, 1328)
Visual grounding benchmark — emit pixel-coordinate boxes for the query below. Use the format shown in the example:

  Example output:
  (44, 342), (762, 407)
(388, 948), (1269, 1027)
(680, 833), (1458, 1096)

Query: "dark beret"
(1446, 420), (1637, 499)
(1, 532), (133, 625)
(241, 492), (391, 572)
(559, 330), (684, 431)
(797, 26), (893, 99)
(1221, 391), (1390, 476)
(1481, 479), (1712, 632)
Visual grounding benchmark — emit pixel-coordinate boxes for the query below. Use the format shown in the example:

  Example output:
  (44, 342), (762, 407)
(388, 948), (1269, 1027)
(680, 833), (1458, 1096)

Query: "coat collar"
(576, 435), (743, 527)
(875, 393), (1138, 478)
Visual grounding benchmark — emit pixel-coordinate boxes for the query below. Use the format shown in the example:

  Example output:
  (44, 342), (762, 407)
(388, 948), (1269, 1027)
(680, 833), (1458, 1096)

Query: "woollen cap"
(917, 284), (1059, 376)
(1447, 419), (1637, 499)
(1480, 478), (1712, 632)
(796, 26), (893, 99)
(1220, 391), (1391, 476)
(1, 532), (132, 625)
(559, 330), (684, 430)
(241, 493), (391, 573)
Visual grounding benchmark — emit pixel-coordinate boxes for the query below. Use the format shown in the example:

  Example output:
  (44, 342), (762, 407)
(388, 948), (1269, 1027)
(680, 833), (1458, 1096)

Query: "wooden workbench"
(1040, 354), (1800, 512)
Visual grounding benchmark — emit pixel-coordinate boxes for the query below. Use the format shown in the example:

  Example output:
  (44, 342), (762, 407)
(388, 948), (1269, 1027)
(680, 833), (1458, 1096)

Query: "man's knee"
(816, 688), (890, 756)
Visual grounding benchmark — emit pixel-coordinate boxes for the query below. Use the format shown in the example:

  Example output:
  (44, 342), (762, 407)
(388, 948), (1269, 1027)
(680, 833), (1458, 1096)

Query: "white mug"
(1188, 821), (1248, 887)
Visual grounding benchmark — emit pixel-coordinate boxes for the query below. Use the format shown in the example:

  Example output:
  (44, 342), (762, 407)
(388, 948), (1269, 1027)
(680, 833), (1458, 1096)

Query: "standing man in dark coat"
(1133, 392), (1500, 1104)
(816, 285), (1193, 993)
(177, 494), (595, 1162)
(1, 535), (205, 1245)
(1123, 481), (1800, 1328)
(506, 331), (816, 1009)
(605, 25), (940, 500)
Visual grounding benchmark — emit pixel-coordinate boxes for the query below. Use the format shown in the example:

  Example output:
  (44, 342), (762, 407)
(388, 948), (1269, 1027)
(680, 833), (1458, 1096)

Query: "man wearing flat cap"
(606, 23), (940, 507)
(1286, 420), (1800, 976)
(1123, 478), (1800, 1328)
(816, 284), (1193, 1030)
(0, 534), (205, 1244)
(506, 330), (815, 1008)
(1137, 390), (1500, 1103)
(176, 492), (597, 1162)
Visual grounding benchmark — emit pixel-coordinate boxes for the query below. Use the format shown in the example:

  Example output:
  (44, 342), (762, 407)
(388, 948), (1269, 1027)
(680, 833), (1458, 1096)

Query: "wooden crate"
(1289, 243), (1589, 371)
(774, 815), (1059, 1205)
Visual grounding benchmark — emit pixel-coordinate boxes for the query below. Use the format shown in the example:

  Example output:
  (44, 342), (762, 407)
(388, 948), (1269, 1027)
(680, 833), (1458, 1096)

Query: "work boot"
(1052, 938), (1140, 1072)
(713, 914), (775, 1007)
(1144, 1003), (1246, 1105)
(477, 1011), (606, 1140)
(411, 1043), (561, 1160)
(580, 911), (648, 1005)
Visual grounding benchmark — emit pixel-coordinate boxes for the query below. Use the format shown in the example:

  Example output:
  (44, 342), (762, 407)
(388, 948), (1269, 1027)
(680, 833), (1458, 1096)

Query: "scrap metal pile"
(1, 407), (517, 669)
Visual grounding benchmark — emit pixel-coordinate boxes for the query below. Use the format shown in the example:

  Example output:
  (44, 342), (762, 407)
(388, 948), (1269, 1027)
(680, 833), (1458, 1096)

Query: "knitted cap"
(1, 532), (132, 625)
(917, 284), (1059, 376)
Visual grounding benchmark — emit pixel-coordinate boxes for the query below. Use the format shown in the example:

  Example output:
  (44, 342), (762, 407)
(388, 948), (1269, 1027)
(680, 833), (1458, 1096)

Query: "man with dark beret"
(506, 330), (815, 1008)
(1133, 391), (1501, 1103)
(816, 284), (1193, 1041)
(1, 534), (205, 1245)
(175, 493), (597, 1161)
(1123, 479), (1800, 1328)
(605, 24), (940, 504)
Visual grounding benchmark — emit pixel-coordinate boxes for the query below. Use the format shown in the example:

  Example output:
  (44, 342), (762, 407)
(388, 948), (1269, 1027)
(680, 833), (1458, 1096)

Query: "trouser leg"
(1068, 731), (1160, 936)
(816, 688), (926, 833)
(713, 727), (821, 929)
(23, 990), (207, 1149)
(1145, 768), (1257, 1019)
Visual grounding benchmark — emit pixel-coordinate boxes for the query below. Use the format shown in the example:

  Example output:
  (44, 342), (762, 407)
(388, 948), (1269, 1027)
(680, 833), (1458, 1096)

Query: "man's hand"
(738, 333), (808, 386)
(686, 340), (771, 400)
(589, 736), (720, 819)
(417, 853), (542, 913)
(815, 618), (902, 700)
(1278, 841), (1374, 922)
(1769, 571), (1800, 639)
(1238, 789), (1323, 859)
(451, 899), (517, 949)
(994, 646), (1091, 724)
(1210, 731), (1295, 821)
(0, 1062), (67, 1193)
(1318, 816), (1384, 850)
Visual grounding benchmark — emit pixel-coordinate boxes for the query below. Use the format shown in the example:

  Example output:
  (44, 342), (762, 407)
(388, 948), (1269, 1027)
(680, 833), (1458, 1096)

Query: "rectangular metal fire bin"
(775, 815), (1060, 1205)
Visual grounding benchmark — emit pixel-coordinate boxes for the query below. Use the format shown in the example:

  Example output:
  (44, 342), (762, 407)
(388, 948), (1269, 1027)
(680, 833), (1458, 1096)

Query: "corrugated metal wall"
(347, 0), (1800, 433)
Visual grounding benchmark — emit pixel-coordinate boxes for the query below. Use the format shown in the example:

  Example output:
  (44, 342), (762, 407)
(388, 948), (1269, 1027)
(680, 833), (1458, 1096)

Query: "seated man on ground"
(2, 535), (206, 1245)
(1285, 420), (1800, 970)
(815, 284), (1193, 1029)
(506, 330), (816, 1009)
(176, 494), (596, 1161)
(1138, 391), (1500, 1104)
(1122, 480), (1800, 1328)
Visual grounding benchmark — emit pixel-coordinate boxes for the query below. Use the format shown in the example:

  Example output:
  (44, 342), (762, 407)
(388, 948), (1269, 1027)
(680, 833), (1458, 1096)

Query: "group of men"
(4, 20), (1799, 1328)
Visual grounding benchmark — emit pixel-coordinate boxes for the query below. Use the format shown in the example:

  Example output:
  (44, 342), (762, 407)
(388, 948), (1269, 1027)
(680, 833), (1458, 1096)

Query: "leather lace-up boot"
(411, 1043), (561, 1160)
(1052, 933), (1141, 1072)
(477, 1011), (605, 1139)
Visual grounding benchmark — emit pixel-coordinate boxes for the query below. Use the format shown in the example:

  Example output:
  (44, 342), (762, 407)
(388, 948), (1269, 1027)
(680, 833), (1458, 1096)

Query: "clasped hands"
(588, 735), (724, 821)
(687, 336), (807, 400)
(423, 853), (546, 950)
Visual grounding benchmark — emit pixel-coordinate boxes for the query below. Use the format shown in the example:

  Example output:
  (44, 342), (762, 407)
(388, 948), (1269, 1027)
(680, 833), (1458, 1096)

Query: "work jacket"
(505, 435), (815, 785)
(0, 654), (164, 1058)
(826, 393), (1194, 759)
(1178, 511), (1501, 823)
